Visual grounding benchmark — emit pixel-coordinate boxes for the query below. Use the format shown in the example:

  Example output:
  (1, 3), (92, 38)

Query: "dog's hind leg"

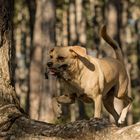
(103, 88), (120, 125)
(118, 95), (132, 125)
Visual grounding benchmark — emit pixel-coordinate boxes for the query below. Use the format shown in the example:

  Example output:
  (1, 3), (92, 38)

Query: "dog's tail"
(100, 25), (123, 62)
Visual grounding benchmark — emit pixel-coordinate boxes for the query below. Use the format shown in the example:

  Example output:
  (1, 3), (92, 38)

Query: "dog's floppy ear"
(69, 46), (87, 57)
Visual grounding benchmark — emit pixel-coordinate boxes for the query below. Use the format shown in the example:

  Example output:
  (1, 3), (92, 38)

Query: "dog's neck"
(67, 56), (88, 82)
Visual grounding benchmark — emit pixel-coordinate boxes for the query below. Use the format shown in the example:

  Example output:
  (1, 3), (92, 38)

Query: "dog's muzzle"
(58, 64), (68, 70)
(45, 62), (68, 79)
(47, 62), (53, 68)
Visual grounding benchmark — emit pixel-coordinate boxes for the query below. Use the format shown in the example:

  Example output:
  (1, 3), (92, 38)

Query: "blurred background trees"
(12, 0), (140, 124)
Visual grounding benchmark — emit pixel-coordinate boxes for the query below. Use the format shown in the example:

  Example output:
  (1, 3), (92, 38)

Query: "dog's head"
(46, 46), (87, 76)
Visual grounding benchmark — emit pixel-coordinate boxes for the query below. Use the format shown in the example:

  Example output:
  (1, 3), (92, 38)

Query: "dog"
(46, 25), (132, 126)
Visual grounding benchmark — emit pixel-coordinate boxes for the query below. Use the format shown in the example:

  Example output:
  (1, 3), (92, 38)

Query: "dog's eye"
(57, 56), (65, 61)
(50, 55), (53, 59)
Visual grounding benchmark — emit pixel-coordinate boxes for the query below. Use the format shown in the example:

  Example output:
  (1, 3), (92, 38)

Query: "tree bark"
(0, 0), (23, 133)
(1, 116), (140, 140)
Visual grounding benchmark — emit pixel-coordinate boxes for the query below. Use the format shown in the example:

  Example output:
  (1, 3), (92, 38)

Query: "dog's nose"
(47, 62), (53, 67)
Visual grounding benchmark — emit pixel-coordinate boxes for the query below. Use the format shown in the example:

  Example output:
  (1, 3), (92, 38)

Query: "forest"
(0, 0), (140, 139)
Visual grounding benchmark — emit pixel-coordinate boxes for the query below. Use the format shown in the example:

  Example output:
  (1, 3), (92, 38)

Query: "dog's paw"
(56, 95), (75, 104)
(90, 117), (102, 122)
(117, 118), (125, 127)
(94, 117), (102, 121)
(52, 98), (62, 119)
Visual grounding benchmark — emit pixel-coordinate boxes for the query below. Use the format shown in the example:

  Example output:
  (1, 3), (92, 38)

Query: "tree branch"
(0, 80), (139, 140)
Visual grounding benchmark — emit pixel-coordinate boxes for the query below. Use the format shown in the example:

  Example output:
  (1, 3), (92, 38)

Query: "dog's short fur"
(46, 25), (132, 126)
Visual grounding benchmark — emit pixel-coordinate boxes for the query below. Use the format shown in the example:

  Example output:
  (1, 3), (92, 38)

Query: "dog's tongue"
(50, 71), (56, 75)
(49, 69), (57, 76)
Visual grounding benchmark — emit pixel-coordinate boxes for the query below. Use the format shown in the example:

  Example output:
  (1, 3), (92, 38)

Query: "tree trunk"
(14, 0), (31, 113)
(62, 4), (69, 46)
(25, 0), (36, 114)
(69, 0), (77, 45)
(29, 0), (57, 123)
(91, 0), (105, 57)
(39, 0), (57, 122)
(75, 0), (86, 46)
(0, 0), (23, 132)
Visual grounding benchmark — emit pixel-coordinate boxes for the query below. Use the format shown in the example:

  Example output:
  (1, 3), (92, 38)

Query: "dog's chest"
(64, 77), (97, 97)
(76, 74), (101, 98)
(59, 68), (100, 98)
(62, 78), (85, 96)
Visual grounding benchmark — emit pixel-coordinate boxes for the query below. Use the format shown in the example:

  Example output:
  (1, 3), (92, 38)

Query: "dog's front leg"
(52, 97), (62, 118)
(56, 94), (76, 104)
(52, 94), (75, 119)
(94, 94), (102, 118)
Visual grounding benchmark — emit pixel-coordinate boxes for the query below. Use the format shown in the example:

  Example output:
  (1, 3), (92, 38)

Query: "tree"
(29, 0), (57, 122)
(0, 0), (23, 132)
(14, 0), (31, 114)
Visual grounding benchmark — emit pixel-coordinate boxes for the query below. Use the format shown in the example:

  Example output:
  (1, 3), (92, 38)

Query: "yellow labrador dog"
(46, 25), (132, 126)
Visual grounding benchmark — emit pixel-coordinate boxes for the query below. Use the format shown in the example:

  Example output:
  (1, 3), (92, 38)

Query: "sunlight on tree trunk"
(69, 0), (77, 45)
(14, 2), (30, 112)
(40, 0), (57, 122)
(30, 0), (56, 123)
(62, 5), (68, 46)
(76, 0), (86, 45)
(29, 0), (42, 120)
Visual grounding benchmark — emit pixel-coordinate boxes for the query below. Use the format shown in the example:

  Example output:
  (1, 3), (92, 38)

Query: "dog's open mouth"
(50, 64), (68, 75)
(44, 68), (59, 79)
(49, 68), (59, 76)
(45, 64), (68, 79)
